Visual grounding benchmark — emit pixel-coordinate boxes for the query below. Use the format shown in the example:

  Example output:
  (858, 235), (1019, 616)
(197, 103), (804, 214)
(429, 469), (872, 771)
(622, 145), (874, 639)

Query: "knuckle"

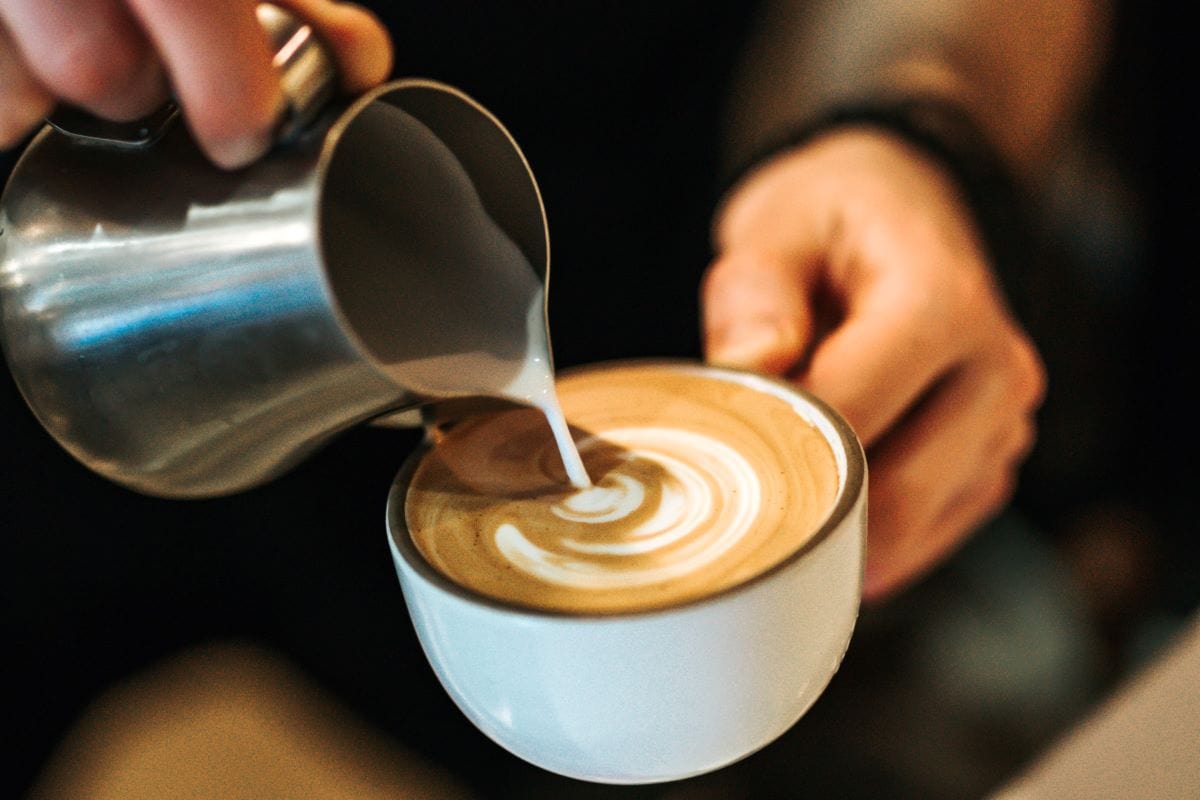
(981, 472), (1018, 516)
(890, 259), (990, 356)
(1005, 332), (1048, 409)
(1011, 419), (1037, 462)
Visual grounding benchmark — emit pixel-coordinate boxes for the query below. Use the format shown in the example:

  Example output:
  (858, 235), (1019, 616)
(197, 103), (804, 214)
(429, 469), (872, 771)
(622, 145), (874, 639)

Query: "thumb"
(701, 251), (815, 375)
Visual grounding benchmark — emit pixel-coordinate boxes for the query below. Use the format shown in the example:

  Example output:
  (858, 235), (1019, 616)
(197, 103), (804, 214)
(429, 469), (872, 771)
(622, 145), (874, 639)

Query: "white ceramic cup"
(386, 362), (867, 784)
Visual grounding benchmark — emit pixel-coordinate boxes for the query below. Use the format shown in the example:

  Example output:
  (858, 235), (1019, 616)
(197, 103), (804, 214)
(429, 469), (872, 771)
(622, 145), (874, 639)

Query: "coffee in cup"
(406, 362), (840, 613)
(388, 361), (866, 784)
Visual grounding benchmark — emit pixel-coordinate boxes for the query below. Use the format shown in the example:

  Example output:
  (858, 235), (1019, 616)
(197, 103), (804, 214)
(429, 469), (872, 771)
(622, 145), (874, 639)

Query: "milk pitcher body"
(0, 8), (551, 498)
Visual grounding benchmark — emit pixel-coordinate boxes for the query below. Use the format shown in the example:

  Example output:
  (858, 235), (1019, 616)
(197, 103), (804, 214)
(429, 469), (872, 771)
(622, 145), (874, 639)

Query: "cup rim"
(386, 358), (866, 619)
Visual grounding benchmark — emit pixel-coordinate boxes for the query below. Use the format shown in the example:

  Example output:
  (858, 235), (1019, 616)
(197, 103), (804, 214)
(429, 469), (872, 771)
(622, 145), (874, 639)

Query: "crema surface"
(405, 365), (839, 613)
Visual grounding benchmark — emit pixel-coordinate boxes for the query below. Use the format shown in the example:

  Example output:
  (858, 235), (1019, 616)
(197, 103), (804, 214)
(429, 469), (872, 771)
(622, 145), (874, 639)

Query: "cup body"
(0, 80), (549, 497)
(387, 362), (866, 784)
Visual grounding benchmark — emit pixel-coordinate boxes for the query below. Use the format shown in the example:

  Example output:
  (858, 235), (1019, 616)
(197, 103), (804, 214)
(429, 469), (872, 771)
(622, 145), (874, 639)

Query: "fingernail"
(708, 320), (784, 368)
(207, 94), (284, 170)
(208, 130), (273, 170)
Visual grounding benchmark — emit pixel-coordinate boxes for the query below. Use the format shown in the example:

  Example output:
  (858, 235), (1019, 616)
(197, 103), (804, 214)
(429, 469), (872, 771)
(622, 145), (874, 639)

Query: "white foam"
(493, 426), (763, 588)
(552, 473), (645, 524)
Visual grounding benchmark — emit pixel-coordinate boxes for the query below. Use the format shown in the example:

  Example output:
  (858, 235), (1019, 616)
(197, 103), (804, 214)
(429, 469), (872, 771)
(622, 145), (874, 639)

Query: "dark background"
(2, 2), (1191, 798)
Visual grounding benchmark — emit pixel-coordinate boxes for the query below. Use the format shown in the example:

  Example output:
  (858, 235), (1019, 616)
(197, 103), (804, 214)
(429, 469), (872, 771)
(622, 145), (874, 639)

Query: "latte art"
(497, 426), (762, 589)
(406, 364), (841, 613)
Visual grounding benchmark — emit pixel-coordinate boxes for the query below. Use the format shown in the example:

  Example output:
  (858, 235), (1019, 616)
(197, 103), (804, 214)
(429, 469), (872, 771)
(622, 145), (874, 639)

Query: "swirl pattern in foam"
(497, 426), (761, 588)
(406, 364), (840, 613)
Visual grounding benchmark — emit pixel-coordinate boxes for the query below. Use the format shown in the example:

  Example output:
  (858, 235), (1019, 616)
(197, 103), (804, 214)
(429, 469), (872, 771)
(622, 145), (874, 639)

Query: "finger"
(0, 0), (167, 122)
(864, 453), (1023, 603)
(798, 269), (974, 447)
(860, 358), (1039, 600)
(869, 343), (1039, 492)
(0, 21), (54, 149)
(126, 0), (284, 169)
(701, 250), (815, 375)
(275, 0), (393, 92)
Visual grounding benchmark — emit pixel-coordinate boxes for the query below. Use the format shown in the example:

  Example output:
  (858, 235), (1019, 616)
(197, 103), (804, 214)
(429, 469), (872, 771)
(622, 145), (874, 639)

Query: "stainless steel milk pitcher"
(0, 5), (551, 498)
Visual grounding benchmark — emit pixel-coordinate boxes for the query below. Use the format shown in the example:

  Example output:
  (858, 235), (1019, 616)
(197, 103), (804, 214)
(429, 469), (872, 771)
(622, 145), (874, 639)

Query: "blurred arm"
(723, 0), (1111, 179)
